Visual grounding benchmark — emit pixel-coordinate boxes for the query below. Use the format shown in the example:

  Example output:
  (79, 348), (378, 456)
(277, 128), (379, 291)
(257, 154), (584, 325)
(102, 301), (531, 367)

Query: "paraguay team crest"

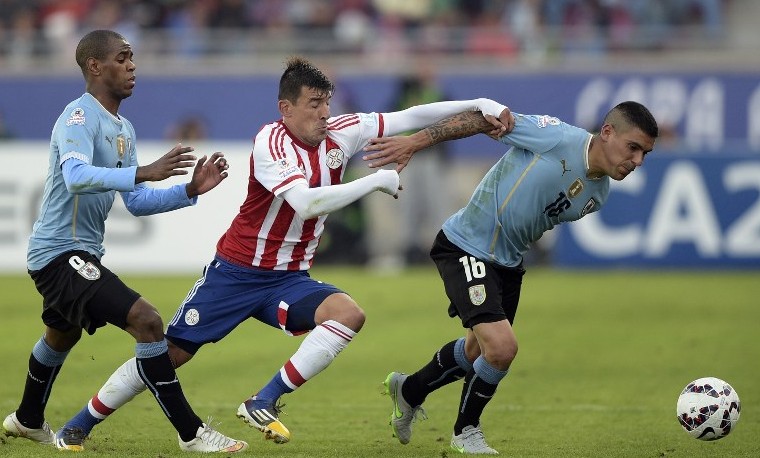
(325, 148), (343, 169)
(468, 284), (486, 306)
(184, 309), (200, 325)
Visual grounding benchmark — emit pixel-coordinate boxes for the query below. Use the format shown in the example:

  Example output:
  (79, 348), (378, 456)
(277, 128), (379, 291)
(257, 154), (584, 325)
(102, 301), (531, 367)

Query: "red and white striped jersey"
(216, 112), (385, 270)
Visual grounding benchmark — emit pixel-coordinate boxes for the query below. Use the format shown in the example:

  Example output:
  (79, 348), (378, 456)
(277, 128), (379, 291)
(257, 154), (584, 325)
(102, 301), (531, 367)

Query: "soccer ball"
(676, 377), (740, 441)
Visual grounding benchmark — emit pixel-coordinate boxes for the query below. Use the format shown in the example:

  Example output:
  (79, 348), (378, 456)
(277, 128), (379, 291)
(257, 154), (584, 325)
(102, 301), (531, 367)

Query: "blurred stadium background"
(1, 0), (759, 273)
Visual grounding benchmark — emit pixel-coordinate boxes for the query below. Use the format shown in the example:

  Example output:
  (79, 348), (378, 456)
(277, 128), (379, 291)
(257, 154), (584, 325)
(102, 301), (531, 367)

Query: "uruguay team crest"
(568, 178), (584, 198)
(67, 255), (100, 280)
(79, 263), (100, 280)
(325, 148), (343, 169)
(116, 134), (127, 159)
(468, 284), (486, 306)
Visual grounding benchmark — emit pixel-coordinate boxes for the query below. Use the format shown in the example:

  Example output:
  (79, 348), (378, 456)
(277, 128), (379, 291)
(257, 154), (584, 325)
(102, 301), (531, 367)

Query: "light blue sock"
(473, 356), (509, 385)
(454, 337), (473, 372)
(32, 336), (69, 366)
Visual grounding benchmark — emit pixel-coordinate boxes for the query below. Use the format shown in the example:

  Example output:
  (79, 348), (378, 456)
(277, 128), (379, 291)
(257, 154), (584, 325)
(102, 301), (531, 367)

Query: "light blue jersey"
(28, 93), (193, 270)
(442, 113), (609, 268)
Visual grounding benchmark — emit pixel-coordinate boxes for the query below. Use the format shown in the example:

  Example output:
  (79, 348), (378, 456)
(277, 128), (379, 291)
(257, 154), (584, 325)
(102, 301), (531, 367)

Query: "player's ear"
(86, 57), (101, 76)
(600, 123), (614, 140)
(279, 99), (292, 117)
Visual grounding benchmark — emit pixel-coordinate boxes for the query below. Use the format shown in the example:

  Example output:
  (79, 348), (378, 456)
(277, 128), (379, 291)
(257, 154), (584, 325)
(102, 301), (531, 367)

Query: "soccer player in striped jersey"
(2, 30), (246, 453)
(54, 56), (514, 445)
(367, 102), (658, 454)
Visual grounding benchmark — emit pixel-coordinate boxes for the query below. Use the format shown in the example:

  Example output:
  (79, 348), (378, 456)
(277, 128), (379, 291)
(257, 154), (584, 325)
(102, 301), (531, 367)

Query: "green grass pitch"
(1, 267), (758, 457)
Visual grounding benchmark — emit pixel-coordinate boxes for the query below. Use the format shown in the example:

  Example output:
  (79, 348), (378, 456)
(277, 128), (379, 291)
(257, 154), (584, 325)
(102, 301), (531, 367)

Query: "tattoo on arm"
(424, 111), (494, 146)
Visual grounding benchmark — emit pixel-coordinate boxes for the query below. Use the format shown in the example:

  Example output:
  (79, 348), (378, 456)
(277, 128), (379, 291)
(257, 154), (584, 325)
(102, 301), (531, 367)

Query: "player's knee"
(339, 302), (365, 332)
(126, 299), (165, 340)
(317, 294), (366, 332)
(485, 341), (517, 370)
(44, 326), (82, 352)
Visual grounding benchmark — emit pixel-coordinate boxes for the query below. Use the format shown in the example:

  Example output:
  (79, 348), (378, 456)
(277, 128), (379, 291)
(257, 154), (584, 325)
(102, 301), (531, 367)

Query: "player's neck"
(585, 134), (604, 180)
(87, 89), (121, 117)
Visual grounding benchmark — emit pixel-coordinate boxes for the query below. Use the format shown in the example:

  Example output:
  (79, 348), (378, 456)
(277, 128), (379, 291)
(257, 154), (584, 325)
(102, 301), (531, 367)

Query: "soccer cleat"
(55, 426), (87, 452)
(178, 421), (248, 453)
(236, 396), (290, 444)
(450, 425), (499, 455)
(2, 411), (56, 445)
(383, 371), (426, 445)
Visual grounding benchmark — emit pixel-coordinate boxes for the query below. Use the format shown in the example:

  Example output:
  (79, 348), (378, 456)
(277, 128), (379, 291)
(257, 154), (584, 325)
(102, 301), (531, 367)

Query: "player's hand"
(484, 107), (515, 139)
(363, 136), (419, 173)
(374, 169), (402, 199)
(185, 152), (229, 198)
(136, 143), (197, 183)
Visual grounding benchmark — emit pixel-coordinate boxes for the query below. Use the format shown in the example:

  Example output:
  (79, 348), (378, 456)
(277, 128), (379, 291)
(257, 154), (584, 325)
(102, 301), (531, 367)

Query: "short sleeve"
(498, 114), (566, 154)
(252, 124), (307, 196)
(55, 106), (98, 166)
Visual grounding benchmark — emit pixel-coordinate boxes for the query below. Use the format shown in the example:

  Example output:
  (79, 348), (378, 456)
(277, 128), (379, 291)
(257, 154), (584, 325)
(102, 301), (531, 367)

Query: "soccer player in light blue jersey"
(365, 101), (658, 454)
(1, 30), (247, 453)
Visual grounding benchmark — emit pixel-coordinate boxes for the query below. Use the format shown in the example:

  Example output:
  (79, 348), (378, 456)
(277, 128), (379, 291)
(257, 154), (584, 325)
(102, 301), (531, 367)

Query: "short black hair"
(278, 56), (334, 103)
(75, 29), (125, 74)
(604, 101), (659, 138)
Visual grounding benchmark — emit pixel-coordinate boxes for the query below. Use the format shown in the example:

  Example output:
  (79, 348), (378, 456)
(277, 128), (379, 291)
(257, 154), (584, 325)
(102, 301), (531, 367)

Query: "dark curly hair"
(278, 56), (334, 103)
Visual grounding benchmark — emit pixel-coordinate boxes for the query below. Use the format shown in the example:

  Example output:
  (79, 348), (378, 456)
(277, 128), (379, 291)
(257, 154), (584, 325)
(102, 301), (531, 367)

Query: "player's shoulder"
(328, 112), (372, 131)
(254, 120), (287, 146)
(56, 94), (99, 129)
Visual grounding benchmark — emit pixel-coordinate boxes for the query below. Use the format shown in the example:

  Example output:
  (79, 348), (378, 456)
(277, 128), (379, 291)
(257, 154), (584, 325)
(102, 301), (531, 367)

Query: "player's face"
(602, 124), (655, 181)
(284, 86), (331, 146)
(100, 39), (136, 100)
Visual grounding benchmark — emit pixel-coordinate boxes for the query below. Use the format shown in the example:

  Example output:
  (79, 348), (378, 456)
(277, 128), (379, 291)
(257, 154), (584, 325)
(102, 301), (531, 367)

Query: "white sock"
(279, 320), (355, 389)
(89, 357), (147, 418)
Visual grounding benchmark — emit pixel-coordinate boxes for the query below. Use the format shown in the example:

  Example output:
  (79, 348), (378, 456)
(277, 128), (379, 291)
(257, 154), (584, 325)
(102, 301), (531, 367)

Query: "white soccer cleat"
(178, 422), (248, 453)
(450, 425), (499, 455)
(383, 371), (427, 445)
(3, 411), (56, 446)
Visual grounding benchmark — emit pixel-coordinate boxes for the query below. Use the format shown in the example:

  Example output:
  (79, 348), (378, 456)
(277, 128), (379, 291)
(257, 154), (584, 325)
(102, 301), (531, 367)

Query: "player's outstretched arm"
(364, 109), (512, 172)
(282, 170), (400, 220)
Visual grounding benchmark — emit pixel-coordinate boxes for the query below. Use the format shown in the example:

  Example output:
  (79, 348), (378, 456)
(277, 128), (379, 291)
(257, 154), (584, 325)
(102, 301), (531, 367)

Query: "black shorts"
(29, 250), (141, 335)
(430, 230), (525, 329)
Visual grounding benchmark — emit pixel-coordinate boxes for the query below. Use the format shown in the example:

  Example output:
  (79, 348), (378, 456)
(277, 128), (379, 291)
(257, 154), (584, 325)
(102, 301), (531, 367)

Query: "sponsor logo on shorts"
(68, 255), (100, 280)
(468, 284), (486, 306)
(184, 308), (200, 325)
